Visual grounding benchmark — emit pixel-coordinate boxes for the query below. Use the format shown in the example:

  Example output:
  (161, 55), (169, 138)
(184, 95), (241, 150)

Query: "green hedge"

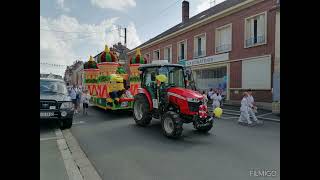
(84, 79), (98, 83)
(97, 75), (111, 83)
(129, 76), (140, 82)
(116, 67), (126, 74)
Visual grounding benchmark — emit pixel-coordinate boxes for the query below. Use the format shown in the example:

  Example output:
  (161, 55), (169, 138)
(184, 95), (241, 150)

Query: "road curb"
(55, 129), (83, 180)
(62, 129), (102, 180)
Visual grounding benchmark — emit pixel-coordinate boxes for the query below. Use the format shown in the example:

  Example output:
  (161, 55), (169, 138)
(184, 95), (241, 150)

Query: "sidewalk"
(40, 125), (69, 180)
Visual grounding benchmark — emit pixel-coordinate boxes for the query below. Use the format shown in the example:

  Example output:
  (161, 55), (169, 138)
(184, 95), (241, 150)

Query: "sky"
(40, 0), (226, 76)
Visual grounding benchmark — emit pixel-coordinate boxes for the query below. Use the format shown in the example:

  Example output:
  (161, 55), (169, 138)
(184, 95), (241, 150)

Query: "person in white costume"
(238, 92), (253, 125)
(247, 89), (263, 124)
(211, 90), (222, 111)
(202, 91), (208, 106)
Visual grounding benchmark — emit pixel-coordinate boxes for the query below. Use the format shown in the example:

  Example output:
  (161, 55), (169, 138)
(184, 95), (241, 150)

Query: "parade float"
(83, 45), (134, 110)
(128, 48), (147, 96)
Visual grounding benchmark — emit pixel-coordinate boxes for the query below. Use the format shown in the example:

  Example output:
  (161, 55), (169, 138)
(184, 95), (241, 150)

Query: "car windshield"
(158, 66), (185, 88)
(40, 79), (68, 95)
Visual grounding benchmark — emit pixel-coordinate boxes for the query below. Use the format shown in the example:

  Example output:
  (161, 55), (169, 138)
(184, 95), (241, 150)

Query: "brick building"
(128, 0), (280, 106)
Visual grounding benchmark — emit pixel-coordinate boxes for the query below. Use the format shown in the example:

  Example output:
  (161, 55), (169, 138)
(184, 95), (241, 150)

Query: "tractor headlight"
(187, 98), (200, 103)
(60, 102), (73, 109)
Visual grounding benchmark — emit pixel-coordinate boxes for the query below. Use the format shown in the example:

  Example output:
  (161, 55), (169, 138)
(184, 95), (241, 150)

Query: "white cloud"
(40, 15), (141, 76)
(90, 0), (136, 11)
(194, 0), (226, 15)
(56, 0), (70, 12)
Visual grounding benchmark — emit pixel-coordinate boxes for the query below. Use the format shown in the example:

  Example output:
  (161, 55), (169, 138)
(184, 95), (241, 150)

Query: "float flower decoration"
(98, 45), (118, 63)
(199, 105), (208, 119)
(84, 56), (98, 69)
(129, 48), (146, 64)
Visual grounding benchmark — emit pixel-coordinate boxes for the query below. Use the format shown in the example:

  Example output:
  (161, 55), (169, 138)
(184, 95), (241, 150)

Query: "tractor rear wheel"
(133, 94), (152, 126)
(161, 111), (183, 138)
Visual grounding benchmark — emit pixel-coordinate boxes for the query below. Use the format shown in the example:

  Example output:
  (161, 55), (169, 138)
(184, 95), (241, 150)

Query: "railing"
(246, 35), (265, 47)
(215, 44), (231, 53)
(193, 50), (205, 58)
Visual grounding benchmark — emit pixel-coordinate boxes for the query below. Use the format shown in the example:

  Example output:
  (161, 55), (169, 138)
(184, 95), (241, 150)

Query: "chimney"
(182, 1), (189, 23)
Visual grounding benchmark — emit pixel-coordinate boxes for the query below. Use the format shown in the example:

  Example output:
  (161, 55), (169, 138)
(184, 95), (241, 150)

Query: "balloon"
(213, 107), (223, 118)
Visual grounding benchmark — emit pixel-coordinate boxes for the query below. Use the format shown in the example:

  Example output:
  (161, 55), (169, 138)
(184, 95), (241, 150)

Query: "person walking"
(247, 89), (262, 124)
(81, 90), (91, 115)
(208, 88), (214, 101)
(238, 92), (253, 126)
(202, 90), (208, 106)
(70, 85), (77, 113)
(211, 90), (222, 111)
(75, 86), (81, 114)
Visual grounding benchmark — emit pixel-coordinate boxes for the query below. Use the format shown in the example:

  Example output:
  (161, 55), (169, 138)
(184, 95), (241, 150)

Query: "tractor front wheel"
(133, 94), (152, 126)
(193, 119), (213, 133)
(161, 111), (183, 138)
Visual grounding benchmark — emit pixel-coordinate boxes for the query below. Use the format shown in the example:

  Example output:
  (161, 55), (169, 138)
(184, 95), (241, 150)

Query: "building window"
(177, 40), (187, 61)
(194, 66), (227, 93)
(164, 45), (172, 63)
(153, 49), (160, 60)
(242, 56), (271, 89)
(245, 12), (267, 48)
(194, 33), (206, 58)
(144, 53), (150, 63)
(215, 24), (232, 54)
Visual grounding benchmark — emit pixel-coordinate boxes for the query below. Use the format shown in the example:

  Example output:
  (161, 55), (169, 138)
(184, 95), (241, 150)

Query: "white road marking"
(256, 112), (273, 117)
(55, 129), (84, 180)
(222, 109), (241, 113)
(40, 136), (61, 141)
(72, 121), (86, 125)
(221, 112), (280, 122)
(221, 116), (239, 119)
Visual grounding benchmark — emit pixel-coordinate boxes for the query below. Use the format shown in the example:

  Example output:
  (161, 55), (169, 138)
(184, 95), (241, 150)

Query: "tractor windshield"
(158, 66), (185, 88)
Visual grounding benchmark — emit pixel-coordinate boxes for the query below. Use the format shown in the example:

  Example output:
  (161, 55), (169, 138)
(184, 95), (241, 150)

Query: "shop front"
(186, 53), (229, 100)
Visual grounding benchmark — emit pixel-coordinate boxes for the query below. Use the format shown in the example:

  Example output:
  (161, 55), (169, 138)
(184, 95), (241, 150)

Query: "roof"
(40, 78), (65, 82)
(130, 0), (247, 52)
(94, 43), (129, 60)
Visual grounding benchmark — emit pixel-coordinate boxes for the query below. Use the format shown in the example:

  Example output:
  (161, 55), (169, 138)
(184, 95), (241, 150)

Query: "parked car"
(40, 78), (74, 129)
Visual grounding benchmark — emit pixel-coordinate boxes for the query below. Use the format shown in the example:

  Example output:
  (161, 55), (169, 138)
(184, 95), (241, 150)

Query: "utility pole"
(124, 27), (127, 47)
(117, 25), (127, 46)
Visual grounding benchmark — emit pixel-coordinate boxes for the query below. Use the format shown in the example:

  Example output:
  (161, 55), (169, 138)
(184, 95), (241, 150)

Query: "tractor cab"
(133, 60), (215, 138)
(139, 61), (186, 98)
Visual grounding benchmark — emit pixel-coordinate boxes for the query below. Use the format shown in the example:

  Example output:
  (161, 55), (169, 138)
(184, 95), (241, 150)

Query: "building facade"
(128, 0), (280, 105)
(65, 60), (84, 87)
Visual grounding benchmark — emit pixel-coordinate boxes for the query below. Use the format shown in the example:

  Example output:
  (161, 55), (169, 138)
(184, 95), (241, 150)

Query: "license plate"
(40, 112), (54, 117)
(121, 102), (128, 107)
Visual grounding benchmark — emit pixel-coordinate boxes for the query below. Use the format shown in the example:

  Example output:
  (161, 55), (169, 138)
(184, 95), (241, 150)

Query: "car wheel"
(59, 118), (73, 130)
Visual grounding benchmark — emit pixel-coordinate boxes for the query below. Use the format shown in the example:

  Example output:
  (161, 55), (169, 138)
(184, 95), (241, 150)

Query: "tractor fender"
(136, 88), (153, 111)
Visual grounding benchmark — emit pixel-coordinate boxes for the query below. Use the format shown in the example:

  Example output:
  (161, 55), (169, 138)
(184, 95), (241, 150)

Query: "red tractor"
(133, 60), (214, 138)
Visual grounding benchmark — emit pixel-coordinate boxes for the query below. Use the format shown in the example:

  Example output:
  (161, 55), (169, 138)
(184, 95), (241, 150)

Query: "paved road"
(70, 106), (280, 180)
(40, 121), (69, 180)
